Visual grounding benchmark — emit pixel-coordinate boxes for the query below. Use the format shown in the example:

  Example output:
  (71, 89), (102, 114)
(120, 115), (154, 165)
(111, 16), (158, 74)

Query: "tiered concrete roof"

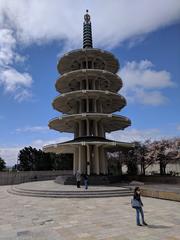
(49, 113), (131, 133)
(52, 90), (126, 114)
(57, 48), (119, 74)
(55, 69), (122, 93)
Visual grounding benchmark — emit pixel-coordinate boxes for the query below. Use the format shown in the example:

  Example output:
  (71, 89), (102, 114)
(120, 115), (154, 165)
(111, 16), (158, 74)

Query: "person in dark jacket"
(83, 173), (88, 190)
(133, 187), (148, 226)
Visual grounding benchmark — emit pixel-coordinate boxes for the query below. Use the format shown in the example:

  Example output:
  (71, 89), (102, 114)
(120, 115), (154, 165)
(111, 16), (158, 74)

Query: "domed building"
(43, 10), (132, 175)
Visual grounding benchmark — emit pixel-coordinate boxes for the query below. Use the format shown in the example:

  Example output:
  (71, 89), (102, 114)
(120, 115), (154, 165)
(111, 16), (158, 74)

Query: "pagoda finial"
(83, 10), (93, 48)
(84, 9), (90, 23)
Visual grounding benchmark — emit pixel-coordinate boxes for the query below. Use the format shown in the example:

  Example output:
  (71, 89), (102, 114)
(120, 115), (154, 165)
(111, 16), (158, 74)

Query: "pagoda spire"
(83, 10), (93, 48)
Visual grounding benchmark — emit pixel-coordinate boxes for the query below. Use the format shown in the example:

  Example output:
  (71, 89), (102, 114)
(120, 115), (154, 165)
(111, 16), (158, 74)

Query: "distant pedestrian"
(131, 187), (148, 226)
(75, 170), (81, 188)
(83, 173), (88, 190)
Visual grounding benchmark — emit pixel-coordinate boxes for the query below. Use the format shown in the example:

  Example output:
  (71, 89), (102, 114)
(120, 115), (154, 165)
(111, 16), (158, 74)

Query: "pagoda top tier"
(57, 48), (119, 75)
(57, 10), (119, 75)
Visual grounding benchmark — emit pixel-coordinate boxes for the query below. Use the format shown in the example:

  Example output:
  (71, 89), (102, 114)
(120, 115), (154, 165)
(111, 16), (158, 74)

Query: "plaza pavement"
(0, 183), (180, 240)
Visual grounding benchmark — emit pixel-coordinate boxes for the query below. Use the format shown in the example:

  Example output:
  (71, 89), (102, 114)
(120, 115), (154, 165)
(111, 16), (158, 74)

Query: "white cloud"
(0, 28), (33, 101)
(0, 29), (16, 66)
(0, 147), (21, 166)
(0, 67), (32, 92)
(15, 126), (49, 133)
(14, 89), (32, 102)
(0, 0), (180, 48)
(0, 1), (179, 100)
(31, 136), (72, 149)
(107, 128), (165, 142)
(120, 60), (175, 105)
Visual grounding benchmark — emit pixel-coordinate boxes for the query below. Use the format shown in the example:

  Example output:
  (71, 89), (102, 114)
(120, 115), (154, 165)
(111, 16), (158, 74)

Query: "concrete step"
(13, 185), (132, 193)
(8, 190), (132, 198)
(8, 186), (133, 198)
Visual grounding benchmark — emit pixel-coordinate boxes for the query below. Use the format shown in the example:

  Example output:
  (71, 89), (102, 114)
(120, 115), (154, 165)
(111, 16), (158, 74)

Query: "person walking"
(132, 187), (148, 226)
(83, 173), (88, 190)
(75, 170), (81, 188)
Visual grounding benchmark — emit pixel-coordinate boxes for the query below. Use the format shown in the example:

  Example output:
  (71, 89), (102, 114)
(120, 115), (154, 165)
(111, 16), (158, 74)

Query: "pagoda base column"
(78, 145), (86, 173)
(82, 145), (86, 173)
(99, 147), (107, 174)
(86, 144), (90, 175)
(78, 145), (82, 173)
(94, 145), (100, 175)
(73, 148), (78, 174)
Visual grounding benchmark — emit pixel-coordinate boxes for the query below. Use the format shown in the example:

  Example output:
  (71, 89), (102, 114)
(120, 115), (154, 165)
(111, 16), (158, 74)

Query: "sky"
(0, 0), (180, 166)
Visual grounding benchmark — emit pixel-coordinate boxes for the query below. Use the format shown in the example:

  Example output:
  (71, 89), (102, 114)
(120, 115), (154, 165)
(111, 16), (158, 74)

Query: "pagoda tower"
(44, 10), (132, 175)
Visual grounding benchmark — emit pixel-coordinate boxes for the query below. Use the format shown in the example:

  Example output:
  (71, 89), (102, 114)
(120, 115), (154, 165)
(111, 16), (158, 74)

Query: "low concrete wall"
(141, 189), (180, 202)
(1, 172), (180, 186)
(0, 170), (73, 185)
(120, 175), (180, 184)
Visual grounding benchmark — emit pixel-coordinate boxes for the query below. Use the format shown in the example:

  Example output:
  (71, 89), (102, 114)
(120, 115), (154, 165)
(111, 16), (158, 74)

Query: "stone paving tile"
(0, 185), (180, 240)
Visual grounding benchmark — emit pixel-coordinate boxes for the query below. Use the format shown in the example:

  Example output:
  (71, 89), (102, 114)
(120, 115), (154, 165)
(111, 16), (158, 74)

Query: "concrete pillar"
(74, 122), (78, 138)
(99, 147), (106, 174)
(104, 151), (108, 175)
(78, 121), (82, 137)
(78, 146), (82, 173)
(80, 80), (82, 90)
(94, 145), (100, 175)
(86, 78), (88, 90)
(86, 98), (89, 112)
(98, 79), (100, 90)
(80, 100), (82, 113)
(100, 102), (103, 113)
(93, 79), (95, 90)
(77, 101), (79, 113)
(73, 148), (78, 174)
(102, 126), (105, 137)
(87, 145), (90, 175)
(99, 123), (105, 137)
(94, 99), (97, 112)
(86, 119), (90, 136)
(95, 120), (98, 136)
(81, 146), (86, 173)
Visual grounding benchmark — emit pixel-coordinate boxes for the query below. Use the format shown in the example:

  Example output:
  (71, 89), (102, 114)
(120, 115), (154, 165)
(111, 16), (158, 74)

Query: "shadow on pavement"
(147, 224), (171, 229)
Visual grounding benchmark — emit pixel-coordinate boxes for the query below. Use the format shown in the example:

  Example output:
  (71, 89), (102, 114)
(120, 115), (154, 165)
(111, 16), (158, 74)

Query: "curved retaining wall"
(121, 175), (180, 184)
(141, 188), (180, 202)
(1, 172), (180, 186)
(0, 170), (73, 185)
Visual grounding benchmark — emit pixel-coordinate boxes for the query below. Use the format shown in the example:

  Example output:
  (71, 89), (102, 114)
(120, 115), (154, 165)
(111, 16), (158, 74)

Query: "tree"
(135, 140), (156, 175)
(124, 147), (138, 175)
(147, 139), (179, 175)
(17, 146), (73, 171)
(106, 150), (125, 175)
(0, 157), (6, 171)
(18, 146), (38, 171)
(54, 154), (73, 170)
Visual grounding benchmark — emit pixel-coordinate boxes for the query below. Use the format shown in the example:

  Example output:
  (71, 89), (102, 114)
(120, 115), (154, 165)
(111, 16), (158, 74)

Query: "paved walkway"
(0, 183), (180, 240)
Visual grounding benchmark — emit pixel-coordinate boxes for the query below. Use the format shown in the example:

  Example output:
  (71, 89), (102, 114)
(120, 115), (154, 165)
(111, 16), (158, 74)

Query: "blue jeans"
(136, 207), (144, 225)
(84, 180), (88, 189)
